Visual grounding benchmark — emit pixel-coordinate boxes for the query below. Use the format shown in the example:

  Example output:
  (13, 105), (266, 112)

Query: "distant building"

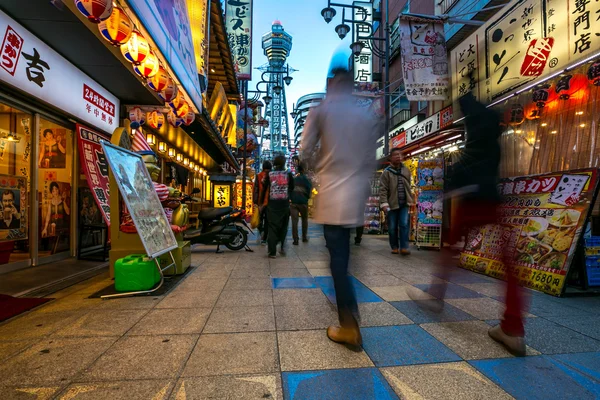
(293, 93), (326, 150)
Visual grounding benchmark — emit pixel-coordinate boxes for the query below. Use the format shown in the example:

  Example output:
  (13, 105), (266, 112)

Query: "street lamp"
(321, 6), (336, 23)
(350, 41), (365, 56)
(263, 95), (273, 105)
(273, 85), (283, 95)
(283, 75), (293, 86)
(335, 22), (350, 39)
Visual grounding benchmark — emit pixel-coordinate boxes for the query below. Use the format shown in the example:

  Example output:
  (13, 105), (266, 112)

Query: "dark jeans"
(258, 206), (268, 241)
(355, 226), (364, 243)
(267, 206), (289, 255)
(388, 206), (410, 250)
(324, 225), (359, 328)
(290, 203), (309, 242)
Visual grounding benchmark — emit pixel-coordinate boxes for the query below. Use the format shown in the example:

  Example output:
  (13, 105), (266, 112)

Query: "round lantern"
(532, 84), (556, 108)
(169, 91), (186, 110)
(182, 110), (195, 126)
(129, 107), (146, 129)
(168, 111), (183, 128)
(503, 104), (525, 126)
(98, 7), (133, 46)
(133, 51), (160, 79)
(147, 67), (170, 92)
(147, 111), (165, 130)
(120, 31), (150, 64)
(555, 73), (588, 100)
(588, 62), (600, 86)
(75, 0), (113, 23)
(176, 102), (189, 118)
(160, 83), (179, 103)
(523, 102), (542, 120)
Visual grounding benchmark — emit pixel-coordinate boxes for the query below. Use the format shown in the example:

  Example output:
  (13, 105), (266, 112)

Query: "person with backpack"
(260, 155), (294, 258)
(253, 161), (272, 245)
(290, 163), (312, 245)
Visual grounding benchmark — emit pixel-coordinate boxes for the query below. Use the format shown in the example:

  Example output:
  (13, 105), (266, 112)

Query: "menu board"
(459, 168), (600, 296)
(101, 141), (177, 259)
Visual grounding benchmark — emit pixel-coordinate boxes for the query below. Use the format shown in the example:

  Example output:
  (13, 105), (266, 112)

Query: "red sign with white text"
(0, 25), (23, 76)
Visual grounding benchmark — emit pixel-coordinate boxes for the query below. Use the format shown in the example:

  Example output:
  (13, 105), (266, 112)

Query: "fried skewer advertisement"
(459, 168), (599, 296)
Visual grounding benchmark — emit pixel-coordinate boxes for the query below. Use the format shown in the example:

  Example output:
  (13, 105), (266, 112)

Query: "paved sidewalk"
(1, 224), (599, 399)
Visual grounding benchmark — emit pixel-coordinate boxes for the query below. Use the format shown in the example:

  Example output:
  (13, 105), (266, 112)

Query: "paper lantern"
(176, 102), (189, 118)
(129, 107), (146, 129)
(133, 51), (160, 78)
(169, 91), (186, 110)
(503, 104), (524, 126)
(555, 73), (588, 100)
(523, 102), (542, 120)
(532, 84), (558, 108)
(120, 31), (150, 64)
(168, 110), (183, 128)
(588, 62), (600, 86)
(182, 110), (195, 126)
(147, 67), (170, 92)
(75, 0), (113, 23)
(147, 111), (165, 130)
(160, 83), (178, 103)
(98, 7), (132, 46)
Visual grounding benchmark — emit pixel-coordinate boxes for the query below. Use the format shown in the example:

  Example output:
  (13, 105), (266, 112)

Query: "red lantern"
(129, 107), (146, 129)
(147, 67), (170, 92)
(98, 7), (133, 46)
(588, 62), (600, 86)
(147, 111), (165, 129)
(160, 83), (178, 103)
(555, 73), (588, 100)
(75, 0), (113, 23)
(503, 104), (525, 126)
(532, 84), (558, 107)
(523, 102), (542, 120)
(133, 52), (160, 79)
(183, 110), (195, 126)
(168, 110), (183, 128)
(121, 31), (150, 65)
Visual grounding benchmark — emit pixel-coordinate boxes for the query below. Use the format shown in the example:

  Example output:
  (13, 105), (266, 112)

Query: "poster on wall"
(399, 16), (450, 101)
(77, 125), (110, 225)
(417, 159), (444, 190)
(417, 191), (443, 225)
(101, 142), (177, 258)
(0, 175), (27, 241)
(459, 168), (600, 296)
(40, 179), (71, 242)
(38, 128), (67, 169)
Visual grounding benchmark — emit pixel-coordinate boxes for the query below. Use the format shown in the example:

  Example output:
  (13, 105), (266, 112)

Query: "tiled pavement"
(1, 224), (600, 399)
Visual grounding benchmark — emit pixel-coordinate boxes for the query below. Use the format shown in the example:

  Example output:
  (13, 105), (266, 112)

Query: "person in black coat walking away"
(290, 163), (313, 245)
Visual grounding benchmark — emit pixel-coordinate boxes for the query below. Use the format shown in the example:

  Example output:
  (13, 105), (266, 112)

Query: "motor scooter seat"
(198, 207), (233, 220)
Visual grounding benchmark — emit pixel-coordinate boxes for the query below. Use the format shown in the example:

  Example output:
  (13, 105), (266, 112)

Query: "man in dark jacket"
(379, 148), (415, 255)
(290, 164), (312, 245)
(253, 161), (272, 244)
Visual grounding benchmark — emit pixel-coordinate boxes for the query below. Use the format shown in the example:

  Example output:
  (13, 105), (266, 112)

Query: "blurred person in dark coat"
(302, 64), (381, 347)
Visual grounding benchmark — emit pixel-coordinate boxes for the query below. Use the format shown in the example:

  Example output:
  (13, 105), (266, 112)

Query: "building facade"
(292, 93), (326, 151)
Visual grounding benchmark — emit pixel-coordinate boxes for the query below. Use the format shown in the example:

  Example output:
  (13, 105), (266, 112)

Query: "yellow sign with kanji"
(213, 185), (230, 208)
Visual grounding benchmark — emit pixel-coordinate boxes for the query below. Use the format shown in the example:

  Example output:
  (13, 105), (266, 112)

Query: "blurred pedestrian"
(354, 226), (364, 246)
(409, 90), (526, 356)
(302, 66), (381, 347)
(291, 163), (312, 245)
(380, 149), (414, 255)
(253, 161), (272, 245)
(260, 155), (294, 258)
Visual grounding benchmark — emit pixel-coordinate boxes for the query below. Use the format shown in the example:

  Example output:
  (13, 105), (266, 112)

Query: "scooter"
(183, 206), (254, 253)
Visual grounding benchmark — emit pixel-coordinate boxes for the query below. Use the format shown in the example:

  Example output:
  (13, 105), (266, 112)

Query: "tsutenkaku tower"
(261, 20), (293, 158)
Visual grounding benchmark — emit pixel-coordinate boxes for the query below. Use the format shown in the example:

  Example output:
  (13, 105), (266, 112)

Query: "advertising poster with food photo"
(459, 168), (600, 296)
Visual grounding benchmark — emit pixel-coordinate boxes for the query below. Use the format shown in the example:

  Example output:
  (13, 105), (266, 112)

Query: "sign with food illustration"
(459, 168), (599, 296)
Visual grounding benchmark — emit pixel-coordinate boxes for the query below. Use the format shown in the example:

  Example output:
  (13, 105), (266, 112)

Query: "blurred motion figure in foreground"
(302, 66), (381, 347)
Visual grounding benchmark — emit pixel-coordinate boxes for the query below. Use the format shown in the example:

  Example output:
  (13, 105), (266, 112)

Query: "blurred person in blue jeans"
(380, 148), (414, 255)
(302, 65), (380, 347)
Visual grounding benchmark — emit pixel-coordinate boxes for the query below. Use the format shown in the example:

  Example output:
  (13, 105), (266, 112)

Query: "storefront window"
(0, 103), (32, 267)
(37, 118), (73, 258)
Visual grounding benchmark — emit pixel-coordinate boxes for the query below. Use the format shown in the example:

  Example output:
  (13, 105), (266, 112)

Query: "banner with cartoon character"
(417, 191), (443, 225)
(459, 168), (600, 297)
(417, 159), (444, 190)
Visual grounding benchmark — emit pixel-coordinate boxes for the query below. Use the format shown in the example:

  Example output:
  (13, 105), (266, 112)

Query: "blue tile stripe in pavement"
(282, 368), (399, 400)
(470, 355), (600, 400)
(361, 325), (461, 367)
(314, 276), (383, 304)
(272, 277), (317, 289)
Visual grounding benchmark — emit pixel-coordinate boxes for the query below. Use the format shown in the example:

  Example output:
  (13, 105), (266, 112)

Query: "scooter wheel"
(225, 227), (247, 251)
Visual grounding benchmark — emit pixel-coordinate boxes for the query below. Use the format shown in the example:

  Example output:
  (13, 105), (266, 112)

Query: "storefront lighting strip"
(410, 146), (432, 156)
(454, 50), (600, 125)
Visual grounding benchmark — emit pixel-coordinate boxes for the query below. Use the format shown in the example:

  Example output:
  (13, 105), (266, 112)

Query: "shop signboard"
(399, 16), (450, 101)
(353, 1), (373, 84)
(101, 142), (177, 259)
(388, 115), (419, 150)
(77, 125), (110, 226)
(405, 106), (453, 146)
(214, 184), (231, 208)
(0, 10), (119, 134)
(226, 0), (253, 80)
(451, 0), (600, 104)
(459, 168), (600, 296)
(127, 0), (203, 112)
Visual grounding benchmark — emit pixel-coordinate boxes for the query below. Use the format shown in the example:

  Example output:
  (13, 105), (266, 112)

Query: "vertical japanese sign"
(459, 168), (600, 296)
(0, 10), (119, 134)
(452, 34), (479, 101)
(353, 1), (373, 84)
(77, 125), (111, 226)
(214, 184), (231, 208)
(226, 0), (253, 80)
(187, 0), (210, 77)
(399, 17), (450, 101)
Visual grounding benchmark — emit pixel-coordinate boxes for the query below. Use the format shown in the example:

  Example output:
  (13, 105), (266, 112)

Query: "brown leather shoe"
(400, 249), (411, 256)
(391, 249), (399, 254)
(327, 326), (362, 346)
